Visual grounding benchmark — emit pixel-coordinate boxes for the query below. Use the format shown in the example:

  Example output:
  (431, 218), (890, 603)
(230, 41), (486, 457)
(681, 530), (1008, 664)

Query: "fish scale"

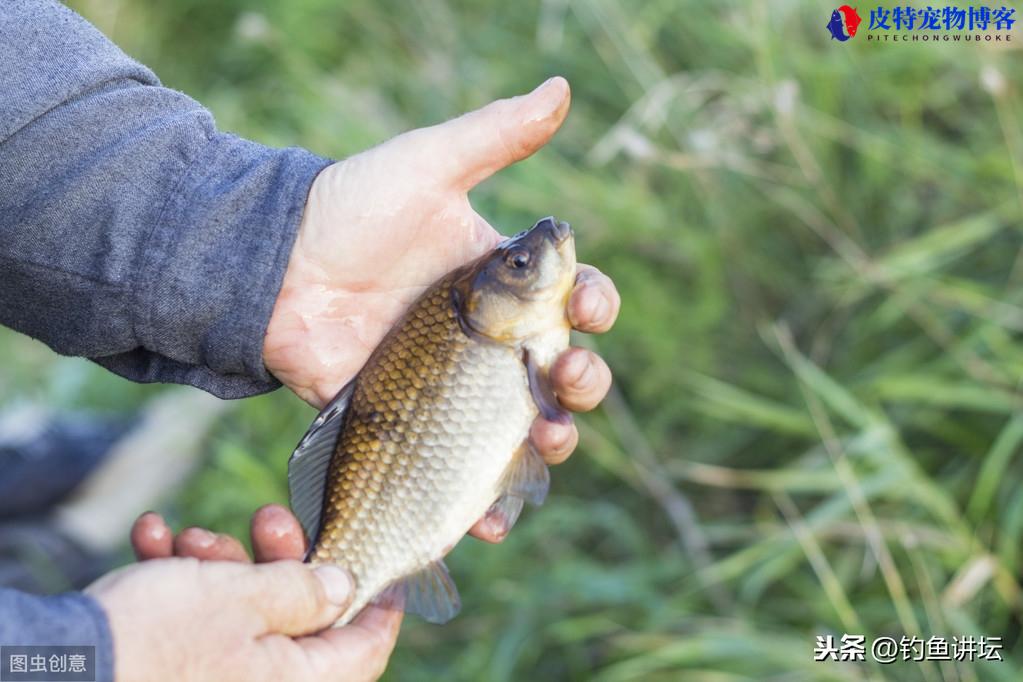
(309, 276), (536, 622)
(289, 217), (576, 625)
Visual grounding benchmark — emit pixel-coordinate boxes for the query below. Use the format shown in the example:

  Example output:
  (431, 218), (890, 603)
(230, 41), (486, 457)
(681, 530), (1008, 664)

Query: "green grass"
(3, 0), (1022, 679)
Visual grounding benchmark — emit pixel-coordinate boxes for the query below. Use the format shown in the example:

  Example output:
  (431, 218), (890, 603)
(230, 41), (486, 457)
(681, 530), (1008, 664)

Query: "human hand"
(91, 506), (400, 682)
(264, 77), (620, 543)
(130, 504), (310, 564)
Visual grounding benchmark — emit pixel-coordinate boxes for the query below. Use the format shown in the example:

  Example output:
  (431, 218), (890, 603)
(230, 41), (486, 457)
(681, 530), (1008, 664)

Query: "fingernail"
(314, 565), (354, 606)
(532, 76), (557, 94)
(256, 506), (292, 539)
(485, 517), (508, 541)
(190, 528), (216, 548)
(524, 76), (565, 121)
(552, 426), (575, 455)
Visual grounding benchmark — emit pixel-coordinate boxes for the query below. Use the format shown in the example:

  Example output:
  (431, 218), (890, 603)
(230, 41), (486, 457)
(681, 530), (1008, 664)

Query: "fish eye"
(505, 249), (530, 269)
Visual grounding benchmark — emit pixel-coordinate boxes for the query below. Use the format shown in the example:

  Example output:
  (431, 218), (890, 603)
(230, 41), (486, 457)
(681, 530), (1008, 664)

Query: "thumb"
(236, 561), (354, 636)
(413, 76), (570, 190)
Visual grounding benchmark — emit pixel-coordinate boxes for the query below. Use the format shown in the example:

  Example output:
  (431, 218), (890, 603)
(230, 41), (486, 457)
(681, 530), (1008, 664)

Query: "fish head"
(453, 216), (576, 345)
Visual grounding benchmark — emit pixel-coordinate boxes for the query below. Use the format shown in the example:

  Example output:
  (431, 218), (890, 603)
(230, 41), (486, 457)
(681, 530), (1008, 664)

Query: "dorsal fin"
(288, 381), (355, 552)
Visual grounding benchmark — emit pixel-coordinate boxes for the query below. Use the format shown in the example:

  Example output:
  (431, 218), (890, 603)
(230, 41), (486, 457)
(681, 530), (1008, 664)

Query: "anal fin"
(372, 560), (461, 624)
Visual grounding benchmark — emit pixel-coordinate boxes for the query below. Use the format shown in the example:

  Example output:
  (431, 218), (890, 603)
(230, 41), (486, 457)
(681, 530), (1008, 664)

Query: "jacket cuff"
(0, 590), (114, 682)
(120, 134), (331, 399)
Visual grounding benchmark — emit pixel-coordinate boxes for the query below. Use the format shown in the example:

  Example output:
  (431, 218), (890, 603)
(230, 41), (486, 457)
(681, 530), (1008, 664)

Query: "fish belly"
(324, 341), (536, 623)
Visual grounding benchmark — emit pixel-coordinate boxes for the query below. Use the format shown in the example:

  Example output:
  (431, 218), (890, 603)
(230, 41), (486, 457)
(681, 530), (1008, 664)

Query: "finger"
(468, 516), (505, 544)
(130, 512), (173, 561)
(529, 416), (579, 465)
(173, 527), (251, 563)
(298, 606), (404, 682)
(242, 561), (354, 636)
(568, 265), (620, 333)
(550, 348), (613, 413)
(252, 504), (308, 563)
(412, 76), (570, 190)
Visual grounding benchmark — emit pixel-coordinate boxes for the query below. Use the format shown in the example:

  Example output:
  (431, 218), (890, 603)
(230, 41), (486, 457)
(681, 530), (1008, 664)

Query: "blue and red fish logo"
(826, 5), (862, 41)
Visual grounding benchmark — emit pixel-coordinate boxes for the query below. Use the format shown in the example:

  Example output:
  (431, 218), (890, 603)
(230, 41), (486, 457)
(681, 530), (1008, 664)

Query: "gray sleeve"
(0, 0), (332, 398)
(0, 589), (115, 682)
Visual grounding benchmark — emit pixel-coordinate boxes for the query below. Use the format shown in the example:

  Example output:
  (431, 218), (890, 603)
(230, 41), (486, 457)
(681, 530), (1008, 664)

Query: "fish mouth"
(534, 216), (573, 246)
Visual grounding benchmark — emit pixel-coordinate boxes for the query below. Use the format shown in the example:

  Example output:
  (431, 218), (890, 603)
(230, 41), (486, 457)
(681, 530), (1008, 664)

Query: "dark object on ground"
(0, 409), (134, 519)
(0, 518), (109, 593)
(0, 408), (134, 592)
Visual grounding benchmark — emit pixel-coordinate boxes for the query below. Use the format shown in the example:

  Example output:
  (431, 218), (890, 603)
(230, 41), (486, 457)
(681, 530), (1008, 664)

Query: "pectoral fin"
(525, 348), (571, 425)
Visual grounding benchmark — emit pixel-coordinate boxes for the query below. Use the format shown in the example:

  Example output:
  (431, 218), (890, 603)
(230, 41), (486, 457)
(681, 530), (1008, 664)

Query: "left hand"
(131, 505), (309, 563)
(263, 77), (619, 543)
(107, 505), (401, 682)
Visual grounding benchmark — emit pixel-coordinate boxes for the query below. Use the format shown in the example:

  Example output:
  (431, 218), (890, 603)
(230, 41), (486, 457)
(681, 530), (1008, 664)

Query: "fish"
(287, 216), (577, 625)
(826, 9), (851, 41)
(839, 6), (861, 37)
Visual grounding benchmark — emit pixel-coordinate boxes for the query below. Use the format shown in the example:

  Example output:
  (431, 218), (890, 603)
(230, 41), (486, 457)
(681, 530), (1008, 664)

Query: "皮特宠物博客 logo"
(826, 6), (863, 41)
(827, 5), (1016, 43)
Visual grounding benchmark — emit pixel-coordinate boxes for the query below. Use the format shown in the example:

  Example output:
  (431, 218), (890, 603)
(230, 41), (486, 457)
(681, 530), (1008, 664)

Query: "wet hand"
(131, 505), (311, 563)
(115, 506), (401, 682)
(263, 77), (619, 544)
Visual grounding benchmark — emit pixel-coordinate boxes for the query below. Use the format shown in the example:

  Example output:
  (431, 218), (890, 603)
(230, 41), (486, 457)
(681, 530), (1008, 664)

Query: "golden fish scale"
(309, 276), (536, 620)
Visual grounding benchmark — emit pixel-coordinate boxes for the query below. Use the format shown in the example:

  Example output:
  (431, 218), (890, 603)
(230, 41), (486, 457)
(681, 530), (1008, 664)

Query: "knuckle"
(279, 562), (325, 611)
(556, 350), (593, 394)
(495, 125), (525, 166)
(248, 562), (323, 618)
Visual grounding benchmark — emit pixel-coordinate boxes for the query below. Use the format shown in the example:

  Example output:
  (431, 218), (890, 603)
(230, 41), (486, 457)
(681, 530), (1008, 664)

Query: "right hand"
(263, 78), (618, 543)
(87, 506), (401, 682)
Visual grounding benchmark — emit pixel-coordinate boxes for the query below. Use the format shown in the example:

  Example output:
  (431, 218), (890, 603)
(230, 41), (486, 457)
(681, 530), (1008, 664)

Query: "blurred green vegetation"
(2, 0), (1022, 679)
